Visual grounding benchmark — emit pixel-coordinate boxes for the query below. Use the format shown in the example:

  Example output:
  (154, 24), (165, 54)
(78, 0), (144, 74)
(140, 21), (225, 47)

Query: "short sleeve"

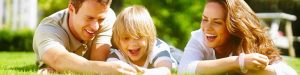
(95, 8), (116, 46)
(178, 29), (206, 74)
(270, 61), (297, 75)
(33, 24), (69, 61)
(150, 39), (175, 68)
(106, 48), (125, 62)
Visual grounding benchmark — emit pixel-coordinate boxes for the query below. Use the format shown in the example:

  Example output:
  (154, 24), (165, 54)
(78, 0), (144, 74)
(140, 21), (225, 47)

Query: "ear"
(68, 4), (75, 14)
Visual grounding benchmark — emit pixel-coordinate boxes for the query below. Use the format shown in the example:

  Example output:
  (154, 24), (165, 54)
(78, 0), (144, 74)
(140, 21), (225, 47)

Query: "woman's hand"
(244, 53), (269, 71)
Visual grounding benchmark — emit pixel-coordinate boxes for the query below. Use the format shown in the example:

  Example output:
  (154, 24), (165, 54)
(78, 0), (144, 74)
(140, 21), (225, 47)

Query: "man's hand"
(105, 61), (137, 75)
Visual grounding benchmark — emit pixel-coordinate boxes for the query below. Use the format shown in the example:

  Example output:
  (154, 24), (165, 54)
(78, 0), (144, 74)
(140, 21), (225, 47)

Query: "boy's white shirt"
(178, 29), (297, 75)
(107, 39), (177, 69)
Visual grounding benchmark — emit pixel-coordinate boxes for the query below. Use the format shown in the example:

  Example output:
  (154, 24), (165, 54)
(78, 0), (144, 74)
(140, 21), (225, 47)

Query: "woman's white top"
(178, 29), (297, 75)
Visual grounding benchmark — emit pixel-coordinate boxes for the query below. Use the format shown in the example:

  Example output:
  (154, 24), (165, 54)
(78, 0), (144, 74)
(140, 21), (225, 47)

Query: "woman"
(178, 0), (296, 75)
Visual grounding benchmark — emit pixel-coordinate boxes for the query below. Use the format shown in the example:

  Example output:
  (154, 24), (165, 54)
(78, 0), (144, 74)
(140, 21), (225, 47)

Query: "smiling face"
(119, 35), (148, 62)
(201, 2), (230, 49)
(112, 6), (156, 64)
(68, 0), (109, 41)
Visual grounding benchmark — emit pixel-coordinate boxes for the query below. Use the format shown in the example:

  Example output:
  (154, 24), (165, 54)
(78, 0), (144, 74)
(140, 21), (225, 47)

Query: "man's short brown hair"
(70, 0), (112, 13)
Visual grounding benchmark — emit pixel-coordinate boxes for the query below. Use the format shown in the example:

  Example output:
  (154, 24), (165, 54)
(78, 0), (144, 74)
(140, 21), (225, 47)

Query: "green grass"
(0, 52), (37, 75)
(284, 56), (300, 74)
(0, 52), (299, 75)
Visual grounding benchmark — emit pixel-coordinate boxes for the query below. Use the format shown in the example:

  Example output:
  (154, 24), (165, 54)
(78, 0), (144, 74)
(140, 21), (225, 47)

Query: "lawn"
(0, 52), (299, 75)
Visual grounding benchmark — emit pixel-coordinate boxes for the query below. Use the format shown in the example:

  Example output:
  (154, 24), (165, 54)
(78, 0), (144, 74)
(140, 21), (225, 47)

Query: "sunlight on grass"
(0, 52), (299, 75)
(0, 52), (37, 74)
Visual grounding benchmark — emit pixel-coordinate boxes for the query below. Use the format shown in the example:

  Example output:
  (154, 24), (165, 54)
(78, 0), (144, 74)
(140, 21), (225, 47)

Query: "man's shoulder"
(101, 8), (116, 29)
(39, 9), (68, 27)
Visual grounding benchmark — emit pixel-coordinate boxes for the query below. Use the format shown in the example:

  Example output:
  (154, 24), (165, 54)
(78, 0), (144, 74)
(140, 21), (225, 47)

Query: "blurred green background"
(1, 0), (300, 56)
(38, 0), (205, 49)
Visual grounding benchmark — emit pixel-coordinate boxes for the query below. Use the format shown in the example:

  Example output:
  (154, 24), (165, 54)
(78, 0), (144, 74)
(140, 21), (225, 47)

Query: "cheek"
(119, 41), (127, 49)
(140, 40), (147, 48)
(218, 28), (230, 41)
(201, 22), (207, 30)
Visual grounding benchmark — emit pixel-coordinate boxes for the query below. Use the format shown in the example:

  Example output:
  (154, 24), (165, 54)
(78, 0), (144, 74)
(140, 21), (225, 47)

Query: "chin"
(129, 57), (140, 61)
(207, 43), (216, 48)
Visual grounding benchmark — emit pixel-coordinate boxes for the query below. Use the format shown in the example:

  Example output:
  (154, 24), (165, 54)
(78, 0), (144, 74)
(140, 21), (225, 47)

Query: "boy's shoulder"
(151, 39), (171, 56)
(108, 48), (127, 61)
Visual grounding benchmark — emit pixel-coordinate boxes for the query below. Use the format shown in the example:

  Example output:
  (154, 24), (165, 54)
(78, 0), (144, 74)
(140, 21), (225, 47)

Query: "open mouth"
(205, 34), (217, 42)
(84, 29), (95, 36)
(128, 48), (140, 56)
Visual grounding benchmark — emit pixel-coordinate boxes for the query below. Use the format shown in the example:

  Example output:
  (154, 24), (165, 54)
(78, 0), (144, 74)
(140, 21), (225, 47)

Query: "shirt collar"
(61, 9), (83, 50)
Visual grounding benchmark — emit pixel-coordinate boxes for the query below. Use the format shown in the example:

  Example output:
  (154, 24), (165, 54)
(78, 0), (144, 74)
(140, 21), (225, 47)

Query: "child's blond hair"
(112, 5), (156, 54)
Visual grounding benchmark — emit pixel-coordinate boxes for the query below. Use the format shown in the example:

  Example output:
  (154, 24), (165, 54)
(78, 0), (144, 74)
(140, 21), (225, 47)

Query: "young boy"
(107, 5), (177, 74)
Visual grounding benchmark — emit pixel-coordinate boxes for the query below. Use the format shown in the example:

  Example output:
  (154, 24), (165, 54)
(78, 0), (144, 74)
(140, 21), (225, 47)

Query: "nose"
(90, 21), (100, 31)
(203, 21), (213, 32)
(128, 39), (138, 47)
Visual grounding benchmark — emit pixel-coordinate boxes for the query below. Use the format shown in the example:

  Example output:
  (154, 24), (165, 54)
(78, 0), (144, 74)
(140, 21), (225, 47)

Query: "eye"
(202, 19), (208, 22)
(86, 17), (94, 21)
(98, 18), (105, 23)
(124, 37), (130, 40)
(215, 22), (222, 24)
(214, 20), (224, 25)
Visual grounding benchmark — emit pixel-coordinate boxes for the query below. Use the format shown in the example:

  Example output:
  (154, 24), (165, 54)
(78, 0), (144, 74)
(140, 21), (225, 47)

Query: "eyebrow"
(85, 15), (106, 20)
(202, 15), (224, 20)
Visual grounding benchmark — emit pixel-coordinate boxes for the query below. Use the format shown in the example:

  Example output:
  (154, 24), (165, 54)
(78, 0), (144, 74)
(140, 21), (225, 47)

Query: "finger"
(258, 54), (269, 65)
(132, 65), (144, 73)
(255, 56), (268, 67)
(122, 64), (137, 73)
(116, 61), (137, 73)
(251, 60), (265, 70)
(258, 54), (268, 60)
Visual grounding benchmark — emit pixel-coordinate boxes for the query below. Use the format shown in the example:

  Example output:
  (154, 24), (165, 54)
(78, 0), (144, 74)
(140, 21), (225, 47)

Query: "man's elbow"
(42, 49), (69, 72)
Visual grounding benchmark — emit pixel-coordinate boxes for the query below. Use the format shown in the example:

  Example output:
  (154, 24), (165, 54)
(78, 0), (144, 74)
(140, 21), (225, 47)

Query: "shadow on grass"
(9, 64), (38, 72)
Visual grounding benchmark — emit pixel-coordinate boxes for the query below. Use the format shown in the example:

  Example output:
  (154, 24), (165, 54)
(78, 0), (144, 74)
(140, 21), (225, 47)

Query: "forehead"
(203, 2), (226, 19)
(78, 0), (109, 18)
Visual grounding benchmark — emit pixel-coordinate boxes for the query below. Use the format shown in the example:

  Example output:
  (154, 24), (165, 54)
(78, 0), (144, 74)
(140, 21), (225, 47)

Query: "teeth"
(85, 29), (94, 34)
(205, 33), (216, 36)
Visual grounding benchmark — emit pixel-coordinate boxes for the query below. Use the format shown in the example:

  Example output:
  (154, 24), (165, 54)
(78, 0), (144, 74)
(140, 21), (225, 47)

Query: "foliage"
(38, 0), (68, 22)
(0, 28), (34, 51)
(112, 0), (206, 49)
(37, 0), (206, 50)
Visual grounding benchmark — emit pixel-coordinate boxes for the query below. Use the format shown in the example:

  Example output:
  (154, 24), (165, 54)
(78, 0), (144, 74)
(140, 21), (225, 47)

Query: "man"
(33, 0), (136, 74)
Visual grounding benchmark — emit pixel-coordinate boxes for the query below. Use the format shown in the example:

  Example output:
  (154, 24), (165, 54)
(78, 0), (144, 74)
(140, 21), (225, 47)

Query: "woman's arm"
(194, 56), (239, 74)
(181, 53), (272, 74)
